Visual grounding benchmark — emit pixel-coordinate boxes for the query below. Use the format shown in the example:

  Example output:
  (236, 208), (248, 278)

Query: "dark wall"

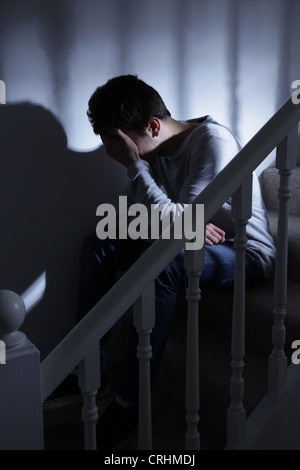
(0, 103), (126, 358)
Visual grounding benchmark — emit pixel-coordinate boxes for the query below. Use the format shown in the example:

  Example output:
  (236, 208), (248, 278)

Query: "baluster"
(78, 344), (100, 450)
(268, 126), (298, 401)
(133, 281), (155, 450)
(227, 176), (252, 450)
(184, 246), (205, 450)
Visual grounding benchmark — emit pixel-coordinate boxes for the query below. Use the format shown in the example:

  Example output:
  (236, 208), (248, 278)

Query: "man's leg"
(116, 242), (264, 405)
(96, 242), (265, 449)
(96, 247), (187, 450)
(76, 233), (149, 375)
(116, 248), (187, 405)
(198, 242), (265, 289)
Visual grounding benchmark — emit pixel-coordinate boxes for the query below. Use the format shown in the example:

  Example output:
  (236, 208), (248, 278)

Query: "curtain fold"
(0, 0), (298, 154)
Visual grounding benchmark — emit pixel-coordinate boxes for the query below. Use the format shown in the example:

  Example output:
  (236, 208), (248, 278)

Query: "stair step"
(43, 364), (224, 450)
(198, 280), (300, 361)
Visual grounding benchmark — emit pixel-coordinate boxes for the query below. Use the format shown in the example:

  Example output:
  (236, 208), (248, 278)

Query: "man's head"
(87, 74), (171, 137)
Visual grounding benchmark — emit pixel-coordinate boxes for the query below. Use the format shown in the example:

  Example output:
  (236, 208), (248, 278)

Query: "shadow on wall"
(0, 102), (127, 359)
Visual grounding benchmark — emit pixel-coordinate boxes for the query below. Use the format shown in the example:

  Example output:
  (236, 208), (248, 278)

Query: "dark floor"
(43, 366), (225, 451)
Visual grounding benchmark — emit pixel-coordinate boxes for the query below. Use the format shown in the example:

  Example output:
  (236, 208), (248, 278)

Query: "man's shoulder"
(187, 116), (240, 146)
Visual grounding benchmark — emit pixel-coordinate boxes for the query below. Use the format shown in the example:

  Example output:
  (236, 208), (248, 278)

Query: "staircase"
(0, 94), (300, 450)
(98, 166), (300, 450)
(41, 95), (300, 450)
(43, 164), (300, 451)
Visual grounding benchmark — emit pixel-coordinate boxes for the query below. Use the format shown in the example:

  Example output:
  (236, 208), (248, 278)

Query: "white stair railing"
(39, 96), (300, 450)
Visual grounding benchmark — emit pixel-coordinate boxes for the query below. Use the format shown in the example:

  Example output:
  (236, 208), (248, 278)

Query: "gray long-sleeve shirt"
(126, 115), (276, 279)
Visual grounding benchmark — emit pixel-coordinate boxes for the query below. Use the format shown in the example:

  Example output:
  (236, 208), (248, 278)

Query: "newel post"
(0, 290), (43, 449)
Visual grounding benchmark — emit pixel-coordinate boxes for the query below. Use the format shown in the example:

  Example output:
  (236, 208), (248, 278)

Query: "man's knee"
(156, 250), (186, 291)
(82, 232), (100, 253)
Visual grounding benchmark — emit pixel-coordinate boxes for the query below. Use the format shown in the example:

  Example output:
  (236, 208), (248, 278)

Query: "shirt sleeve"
(126, 125), (240, 233)
(178, 131), (240, 236)
(127, 159), (185, 222)
(178, 132), (240, 204)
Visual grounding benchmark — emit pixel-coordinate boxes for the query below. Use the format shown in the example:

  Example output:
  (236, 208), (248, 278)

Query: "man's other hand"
(205, 223), (226, 246)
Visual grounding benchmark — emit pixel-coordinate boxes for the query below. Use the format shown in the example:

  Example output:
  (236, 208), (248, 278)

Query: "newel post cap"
(0, 290), (26, 347)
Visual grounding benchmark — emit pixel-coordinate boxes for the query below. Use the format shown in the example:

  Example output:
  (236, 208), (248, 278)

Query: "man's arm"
(101, 129), (185, 217)
(101, 129), (227, 245)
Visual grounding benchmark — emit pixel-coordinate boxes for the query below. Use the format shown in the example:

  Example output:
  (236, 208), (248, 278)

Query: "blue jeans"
(77, 233), (264, 404)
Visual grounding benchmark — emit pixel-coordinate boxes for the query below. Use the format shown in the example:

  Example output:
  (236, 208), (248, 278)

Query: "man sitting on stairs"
(76, 74), (275, 450)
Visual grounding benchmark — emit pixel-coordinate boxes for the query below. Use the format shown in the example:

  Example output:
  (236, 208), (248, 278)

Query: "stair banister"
(40, 95), (300, 448)
(184, 247), (205, 450)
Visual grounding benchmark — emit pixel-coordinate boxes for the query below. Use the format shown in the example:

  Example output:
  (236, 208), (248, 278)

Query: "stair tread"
(198, 279), (300, 359)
